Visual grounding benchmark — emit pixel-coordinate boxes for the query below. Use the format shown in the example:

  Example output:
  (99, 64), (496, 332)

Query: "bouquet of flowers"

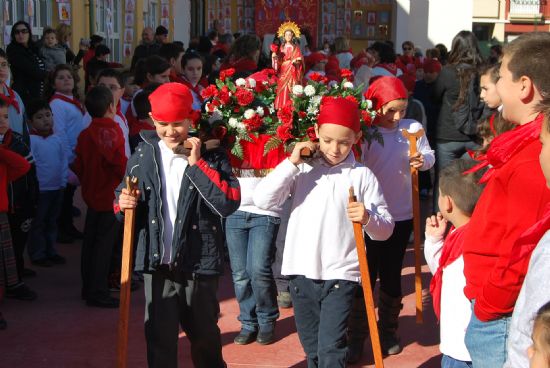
(200, 68), (280, 160)
(265, 69), (383, 156)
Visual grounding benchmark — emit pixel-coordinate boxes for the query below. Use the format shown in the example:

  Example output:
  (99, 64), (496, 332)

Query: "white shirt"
(424, 232), (472, 362)
(29, 133), (68, 191)
(236, 176), (282, 218)
(3, 85), (26, 138)
(157, 140), (188, 264)
(82, 111), (131, 158)
(361, 119), (434, 221)
(50, 93), (85, 164)
(254, 153), (394, 282)
(371, 65), (403, 78)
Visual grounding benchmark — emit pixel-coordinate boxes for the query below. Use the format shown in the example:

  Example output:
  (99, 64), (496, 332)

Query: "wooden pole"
(116, 176), (138, 368)
(401, 129), (425, 324)
(349, 187), (384, 368)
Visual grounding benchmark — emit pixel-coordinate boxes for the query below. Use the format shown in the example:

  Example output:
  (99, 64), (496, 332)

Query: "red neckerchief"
(29, 127), (53, 138)
(116, 102), (128, 128)
(0, 128), (13, 146)
(50, 93), (85, 115)
(478, 114), (543, 183)
(0, 83), (20, 113)
(375, 63), (399, 76)
(429, 224), (469, 320)
(178, 76), (204, 103)
(509, 203), (550, 266)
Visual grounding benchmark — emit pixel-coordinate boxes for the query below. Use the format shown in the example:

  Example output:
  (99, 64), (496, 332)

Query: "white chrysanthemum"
(228, 117), (239, 128)
(304, 85), (316, 96)
(268, 104), (275, 114)
(306, 105), (318, 115)
(292, 84), (304, 96)
(208, 109), (223, 123)
(343, 81), (354, 89)
(243, 109), (256, 119)
(247, 78), (257, 88)
(256, 106), (264, 117)
(237, 122), (246, 130)
(365, 99), (373, 109)
(235, 78), (246, 87)
(310, 95), (322, 107)
(328, 80), (338, 89)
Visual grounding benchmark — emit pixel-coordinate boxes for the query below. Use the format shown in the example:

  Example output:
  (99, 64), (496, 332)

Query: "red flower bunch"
(235, 88), (254, 106)
(306, 126), (317, 141)
(277, 103), (294, 126)
(309, 72), (328, 84)
(219, 86), (231, 105)
(361, 110), (373, 127)
(219, 68), (235, 82)
(270, 44), (279, 53)
(276, 125), (294, 142)
(243, 115), (263, 132)
(345, 95), (358, 104)
(201, 85), (218, 99)
(341, 68), (353, 80)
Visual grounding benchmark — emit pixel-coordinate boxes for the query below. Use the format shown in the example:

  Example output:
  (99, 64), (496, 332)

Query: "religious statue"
(272, 21), (304, 110)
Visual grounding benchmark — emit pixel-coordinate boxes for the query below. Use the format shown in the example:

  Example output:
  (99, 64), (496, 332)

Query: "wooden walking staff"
(116, 176), (139, 368)
(348, 187), (384, 368)
(401, 129), (425, 324)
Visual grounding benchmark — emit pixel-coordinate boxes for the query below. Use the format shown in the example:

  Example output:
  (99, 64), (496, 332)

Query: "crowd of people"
(1, 17), (550, 368)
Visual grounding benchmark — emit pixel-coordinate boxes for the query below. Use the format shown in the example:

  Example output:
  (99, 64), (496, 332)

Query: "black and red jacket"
(114, 130), (240, 275)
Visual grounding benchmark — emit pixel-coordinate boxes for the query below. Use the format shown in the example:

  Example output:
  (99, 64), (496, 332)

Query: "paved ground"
(2, 193), (441, 368)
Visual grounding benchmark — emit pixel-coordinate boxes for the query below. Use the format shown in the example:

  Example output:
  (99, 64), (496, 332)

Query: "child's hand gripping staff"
(348, 187), (385, 368)
(116, 176), (139, 368)
(402, 128), (425, 323)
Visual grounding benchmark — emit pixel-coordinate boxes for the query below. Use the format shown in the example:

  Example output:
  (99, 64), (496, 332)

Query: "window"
(144, 0), (159, 28)
(4, 0), (52, 40)
(510, 0), (542, 15)
(95, 0), (122, 62)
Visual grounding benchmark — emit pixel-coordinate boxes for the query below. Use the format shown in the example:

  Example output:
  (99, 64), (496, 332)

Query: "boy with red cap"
(73, 85), (127, 308)
(254, 97), (394, 367)
(116, 82), (240, 368)
(462, 32), (550, 367)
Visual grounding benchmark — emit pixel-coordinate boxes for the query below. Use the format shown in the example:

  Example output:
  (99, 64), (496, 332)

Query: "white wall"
(173, 0), (191, 48)
(395, 0), (473, 52)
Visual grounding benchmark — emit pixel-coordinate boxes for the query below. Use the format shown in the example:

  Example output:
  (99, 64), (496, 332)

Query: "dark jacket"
(432, 63), (476, 142)
(6, 42), (47, 104)
(130, 42), (161, 70)
(115, 131), (240, 274)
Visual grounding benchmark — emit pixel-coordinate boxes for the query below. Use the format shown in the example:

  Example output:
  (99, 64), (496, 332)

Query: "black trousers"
(365, 220), (413, 298)
(144, 268), (226, 368)
(81, 209), (120, 300)
(8, 213), (30, 280)
(58, 183), (76, 231)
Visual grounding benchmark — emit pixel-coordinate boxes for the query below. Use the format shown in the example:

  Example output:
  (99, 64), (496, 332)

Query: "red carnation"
(309, 72), (326, 83)
(361, 110), (373, 127)
(277, 103), (294, 126)
(235, 88), (254, 106)
(306, 126), (317, 141)
(201, 85), (218, 99)
(341, 68), (353, 79)
(276, 125), (294, 142)
(243, 115), (263, 132)
(345, 95), (358, 104)
(298, 111), (307, 119)
(270, 44), (279, 53)
(219, 86), (231, 105)
(220, 68), (236, 81)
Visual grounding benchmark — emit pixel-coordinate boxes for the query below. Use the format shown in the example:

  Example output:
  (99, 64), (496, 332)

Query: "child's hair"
(159, 42), (184, 62)
(45, 64), (80, 100)
(439, 159), (486, 216)
(425, 48), (440, 60)
(369, 41), (396, 64)
(228, 34), (261, 60)
(0, 48), (6, 60)
(478, 62), (500, 84)
(0, 99), (7, 109)
(503, 32), (550, 109)
(181, 51), (204, 69)
(25, 99), (52, 120)
(476, 113), (515, 148)
(95, 44), (111, 58)
(42, 27), (56, 38)
(120, 69), (134, 86)
(133, 82), (161, 120)
(96, 68), (123, 88)
(533, 301), (550, 365)
(85, 86), (114, 118)
(145, 55), (171, 77)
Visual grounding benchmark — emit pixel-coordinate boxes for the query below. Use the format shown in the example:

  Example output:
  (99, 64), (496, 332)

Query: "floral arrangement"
(265, 69), (383, 155)
(200, 68), (280, 159)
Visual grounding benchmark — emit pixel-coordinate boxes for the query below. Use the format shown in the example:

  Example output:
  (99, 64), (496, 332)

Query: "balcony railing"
(510, 0), (542, 15)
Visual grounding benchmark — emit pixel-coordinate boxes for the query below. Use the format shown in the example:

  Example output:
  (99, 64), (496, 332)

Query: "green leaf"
(263, 136), (283, 156)
(226, 80), (236, 92)
(215, 79), (224, 89)
(241, 133), (253, 142)
(231, 140), (243, 159)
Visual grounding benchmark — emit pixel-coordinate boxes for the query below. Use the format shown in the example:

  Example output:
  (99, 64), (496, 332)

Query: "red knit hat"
(423, 58), (442, 74)
(148, 83), (198, 123)
(364, 76), (408, 110)
(317, 96), (360, 132)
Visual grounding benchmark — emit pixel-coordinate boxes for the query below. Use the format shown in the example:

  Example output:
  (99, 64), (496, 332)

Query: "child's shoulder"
(399, 118), (424, 132)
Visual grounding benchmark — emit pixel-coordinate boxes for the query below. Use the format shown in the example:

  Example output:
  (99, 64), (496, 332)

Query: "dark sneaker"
(86, 296), (119, 308)
(256, 329), (275, 345)
(6, 283), (37, 301)
(381, 333), (402, 356)
(31, 258), (54, 267)
(48, 254), (66, 265)
(234, 329), (257, 345)
(109, 278), (140, 292)
(277, 291), (292, 308)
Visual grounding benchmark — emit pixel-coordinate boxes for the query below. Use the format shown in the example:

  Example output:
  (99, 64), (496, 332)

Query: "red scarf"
(509, 204), (550, 266)
(178, 76), (204, 103)
(29, 127), (53, 138)
(50, 93), (85, 115)
(477, 114), (543, 183)
(0, 129), (13, 146)
(429, 224), (469, 320)
(116, 102), (128, 129)
(0, 83), (20, 113)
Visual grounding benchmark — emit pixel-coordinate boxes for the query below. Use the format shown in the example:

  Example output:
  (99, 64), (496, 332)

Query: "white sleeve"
(50, 100), (72, 163)
(417, 130), (435, 171)
(362, 170), (395, 241)
(253, 158), (299, 211)
(423, 235), (444, 275)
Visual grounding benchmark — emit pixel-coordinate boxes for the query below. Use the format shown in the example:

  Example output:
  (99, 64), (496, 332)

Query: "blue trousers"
(226, 211), (280, 332)
(27, 189), (63, 261)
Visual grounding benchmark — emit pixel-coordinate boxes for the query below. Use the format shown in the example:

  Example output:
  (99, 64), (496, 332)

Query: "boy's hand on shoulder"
(409, 152), (424, 169)
(347, 202), (370, 225)
(425, 212), (447, 239)
(186, 137), (202, 166)
(118, 188), (140, 211)
(289, 141), (318, 166)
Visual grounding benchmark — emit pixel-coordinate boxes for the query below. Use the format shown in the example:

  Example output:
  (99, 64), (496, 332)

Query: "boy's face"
(44, 33), (57, 47)
(376, 99), (408, 129)
(124, 77), (139, 98)
(314, 123), (361, 166)
(97, 76), (123, 106)
(497, 55), (522, 124)
(480, 74), (501, 109)
(152, 117), (192, 149)
(539, 123), (550, 189)
(0, 106), (9, 134)
(437, 189), (452, 220)
(0, 57), (9, 84)
(423, 71), (438, 84)
(30, 108), (53, 133)
(148, 69), (171, 84)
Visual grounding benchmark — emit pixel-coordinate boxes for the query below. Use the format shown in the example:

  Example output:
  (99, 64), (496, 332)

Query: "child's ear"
(354, 130), (363, 144)
(314, 123), (320, 138)
(442, 194), (453, 214)
(519, 75), (537, 102)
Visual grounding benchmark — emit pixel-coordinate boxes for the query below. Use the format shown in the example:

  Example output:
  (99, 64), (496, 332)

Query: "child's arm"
(424, 213), (447, 274)
(415, 131), (435, 171)
(114, 151), (142, 219)
(0, 146), (31, 181)
(359, 170), (395, 241)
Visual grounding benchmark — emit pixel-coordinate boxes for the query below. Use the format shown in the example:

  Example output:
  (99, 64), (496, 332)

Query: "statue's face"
(284, 30), (293, 42)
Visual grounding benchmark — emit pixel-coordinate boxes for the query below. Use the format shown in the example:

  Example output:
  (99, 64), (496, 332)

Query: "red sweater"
(463, 137), (550, 321)
(72, 117), (127, 211)
(0, 147), (30, 212)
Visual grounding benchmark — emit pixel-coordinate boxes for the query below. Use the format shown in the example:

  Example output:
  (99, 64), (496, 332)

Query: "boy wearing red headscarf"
(116, 83), (240, 368)
(254, 97), (394, 367)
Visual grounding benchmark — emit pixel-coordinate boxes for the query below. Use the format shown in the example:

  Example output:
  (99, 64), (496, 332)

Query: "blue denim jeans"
(290, 276), (358, 368)
(225, 211), (280, 332)
(442, 355), (473, 368)
(27, 189), (63, 261)
(464, 301), (510, 368)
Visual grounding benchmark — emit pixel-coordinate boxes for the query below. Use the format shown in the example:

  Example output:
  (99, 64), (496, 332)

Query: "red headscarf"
(148, 83), (199, 123)
(364, 76), (408, 110)
(318, 96), (360, 133)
